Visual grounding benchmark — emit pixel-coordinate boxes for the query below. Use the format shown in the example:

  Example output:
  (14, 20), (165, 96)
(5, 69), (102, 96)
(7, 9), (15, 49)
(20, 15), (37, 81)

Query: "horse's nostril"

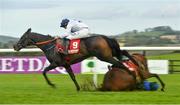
(13, 44), (20, 51)
(13, 45), (16, 49)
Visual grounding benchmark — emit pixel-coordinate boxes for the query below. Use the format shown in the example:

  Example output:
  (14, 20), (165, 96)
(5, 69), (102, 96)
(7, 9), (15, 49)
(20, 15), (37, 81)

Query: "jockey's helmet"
(60, 18), (70, 28)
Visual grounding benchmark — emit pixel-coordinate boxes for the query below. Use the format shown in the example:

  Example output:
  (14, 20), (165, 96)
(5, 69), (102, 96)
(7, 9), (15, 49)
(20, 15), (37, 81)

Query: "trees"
(119, 26), (179, 46)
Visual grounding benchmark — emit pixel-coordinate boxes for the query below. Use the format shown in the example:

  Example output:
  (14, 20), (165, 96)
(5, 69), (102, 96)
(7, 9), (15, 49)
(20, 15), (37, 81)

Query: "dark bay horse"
(100, 53), (165, 91)
(13, 28), (137, 91)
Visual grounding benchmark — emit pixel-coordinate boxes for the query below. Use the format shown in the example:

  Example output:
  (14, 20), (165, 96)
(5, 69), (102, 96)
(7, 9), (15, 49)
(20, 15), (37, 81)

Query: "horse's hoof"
(161, 88), (164, 92)
(50, 84), (56, 89)
(77, 87), (80, 91)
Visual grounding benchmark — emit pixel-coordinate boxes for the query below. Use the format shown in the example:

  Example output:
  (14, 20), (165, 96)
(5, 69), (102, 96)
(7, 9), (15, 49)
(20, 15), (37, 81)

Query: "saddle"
(55, 38), (80, 55)
(122, 60), (141, 83)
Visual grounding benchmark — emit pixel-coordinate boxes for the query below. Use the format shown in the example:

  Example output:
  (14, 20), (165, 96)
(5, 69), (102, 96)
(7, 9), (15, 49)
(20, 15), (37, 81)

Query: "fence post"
(142, 50), (146, 56)
(169, 60), (173, 74)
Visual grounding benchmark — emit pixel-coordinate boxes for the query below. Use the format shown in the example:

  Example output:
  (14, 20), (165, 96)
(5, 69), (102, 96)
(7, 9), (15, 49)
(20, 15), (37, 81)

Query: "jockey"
(56, 18), (90, 55)
(60, 18), (90, 39)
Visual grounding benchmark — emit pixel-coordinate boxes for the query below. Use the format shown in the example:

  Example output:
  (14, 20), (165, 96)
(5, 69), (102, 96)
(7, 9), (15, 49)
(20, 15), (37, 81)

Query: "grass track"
(0, 74), (180, 104)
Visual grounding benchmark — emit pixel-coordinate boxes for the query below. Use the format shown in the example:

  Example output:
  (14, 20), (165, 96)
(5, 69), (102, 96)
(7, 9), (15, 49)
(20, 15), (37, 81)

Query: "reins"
(35, 37), (59, 45)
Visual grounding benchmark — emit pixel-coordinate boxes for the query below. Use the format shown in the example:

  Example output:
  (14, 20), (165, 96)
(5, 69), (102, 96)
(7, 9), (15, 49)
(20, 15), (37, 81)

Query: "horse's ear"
(27, 28), (31, 33)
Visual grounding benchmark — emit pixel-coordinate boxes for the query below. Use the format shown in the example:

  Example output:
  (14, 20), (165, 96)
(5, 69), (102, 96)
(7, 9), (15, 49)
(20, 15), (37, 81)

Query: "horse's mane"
(31, 32), (54, 40)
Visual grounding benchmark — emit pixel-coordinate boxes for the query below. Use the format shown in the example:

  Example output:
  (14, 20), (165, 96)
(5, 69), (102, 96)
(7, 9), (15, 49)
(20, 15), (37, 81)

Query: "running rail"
(1, 47), (180, 52)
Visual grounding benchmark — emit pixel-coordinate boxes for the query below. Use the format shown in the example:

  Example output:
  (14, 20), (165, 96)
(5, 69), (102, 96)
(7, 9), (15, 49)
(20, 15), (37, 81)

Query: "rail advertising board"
(81, 59), (110, 74)
(0, 56), (81, 74)
(81, 59), (169, 74)
(0, 56), (168, 74)
(148, 60), (169, 74)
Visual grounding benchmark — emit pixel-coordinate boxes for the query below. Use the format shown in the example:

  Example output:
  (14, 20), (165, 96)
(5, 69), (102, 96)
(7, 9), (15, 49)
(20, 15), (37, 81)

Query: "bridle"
(34, 37), (59, 45)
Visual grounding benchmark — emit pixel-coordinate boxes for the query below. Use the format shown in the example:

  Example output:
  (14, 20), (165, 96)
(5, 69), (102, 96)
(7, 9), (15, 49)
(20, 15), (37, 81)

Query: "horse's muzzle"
(13, 44), (22, 51)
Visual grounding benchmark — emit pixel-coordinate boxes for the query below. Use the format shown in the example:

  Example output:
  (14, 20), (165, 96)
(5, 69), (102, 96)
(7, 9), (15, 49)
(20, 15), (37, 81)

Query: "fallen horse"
(100, 53), (165, 91)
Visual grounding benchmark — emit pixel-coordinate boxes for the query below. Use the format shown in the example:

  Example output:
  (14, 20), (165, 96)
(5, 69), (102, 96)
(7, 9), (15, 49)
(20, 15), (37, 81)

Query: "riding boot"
(56, 38), (68, 55)
(62, 38), (69, 55)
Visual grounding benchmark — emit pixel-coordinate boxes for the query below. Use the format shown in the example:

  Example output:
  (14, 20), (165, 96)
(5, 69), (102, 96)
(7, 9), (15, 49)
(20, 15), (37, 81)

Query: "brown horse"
(13, 28), (138, 91)
(100, 53), (165, 91)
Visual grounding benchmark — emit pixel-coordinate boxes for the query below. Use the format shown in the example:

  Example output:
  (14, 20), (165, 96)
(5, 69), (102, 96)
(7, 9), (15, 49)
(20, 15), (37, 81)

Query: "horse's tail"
(103, 36), (139, 66)
(102, 36), (123, 60)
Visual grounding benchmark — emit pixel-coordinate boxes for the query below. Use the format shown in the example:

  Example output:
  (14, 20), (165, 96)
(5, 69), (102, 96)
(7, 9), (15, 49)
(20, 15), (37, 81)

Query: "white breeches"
(66, 28), (89, 39)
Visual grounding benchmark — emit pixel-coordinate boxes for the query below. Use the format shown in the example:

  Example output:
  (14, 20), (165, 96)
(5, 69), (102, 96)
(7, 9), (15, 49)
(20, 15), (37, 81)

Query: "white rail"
(1, 47), (180, 52)
(0, 48), (41, 52)
(121, 47), (180, 51)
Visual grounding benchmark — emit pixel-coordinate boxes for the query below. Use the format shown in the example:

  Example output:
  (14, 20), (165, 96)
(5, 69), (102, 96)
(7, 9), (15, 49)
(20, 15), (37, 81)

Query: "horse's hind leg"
(98, 57), (135, 77)
(99, 57), (125, 68)
(121, 50), (139, 66)
(65, 65), (80, 91)
(43, 63), (57, 88)
(150, 73), (165, 91)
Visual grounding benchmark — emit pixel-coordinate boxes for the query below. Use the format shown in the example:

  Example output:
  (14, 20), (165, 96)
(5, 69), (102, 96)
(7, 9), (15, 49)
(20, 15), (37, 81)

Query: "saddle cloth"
(68, 39), (80, 54)
(122, 60), (139, 77)
(55, 39), (80, 54)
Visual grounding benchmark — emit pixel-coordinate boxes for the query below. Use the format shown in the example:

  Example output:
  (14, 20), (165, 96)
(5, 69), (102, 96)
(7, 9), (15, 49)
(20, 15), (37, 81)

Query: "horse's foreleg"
(65, 65), (80, 91)
(150, 73), (165, 91)
(43, 64), (57, 88)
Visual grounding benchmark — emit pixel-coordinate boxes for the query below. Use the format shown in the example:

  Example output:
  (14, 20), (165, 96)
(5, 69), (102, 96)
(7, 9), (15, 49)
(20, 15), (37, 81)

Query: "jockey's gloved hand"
(71, 31), (79, 36)
(63, 37), (68, 41)
(60, 34), (68, 38)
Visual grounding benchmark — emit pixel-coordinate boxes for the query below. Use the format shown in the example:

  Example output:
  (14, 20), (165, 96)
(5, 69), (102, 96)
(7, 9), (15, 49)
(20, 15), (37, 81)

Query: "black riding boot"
(62, 38), (69, 55)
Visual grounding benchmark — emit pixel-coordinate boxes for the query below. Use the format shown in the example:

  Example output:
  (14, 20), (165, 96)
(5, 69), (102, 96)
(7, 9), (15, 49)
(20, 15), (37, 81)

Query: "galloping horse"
(13, 28), (137, 91)
(100, 53), (165, 91)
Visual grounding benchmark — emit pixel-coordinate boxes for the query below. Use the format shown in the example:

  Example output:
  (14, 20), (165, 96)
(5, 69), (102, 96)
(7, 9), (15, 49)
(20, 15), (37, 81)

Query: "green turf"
(148, 53), (180, 60)
(0, 74), (180, 104)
